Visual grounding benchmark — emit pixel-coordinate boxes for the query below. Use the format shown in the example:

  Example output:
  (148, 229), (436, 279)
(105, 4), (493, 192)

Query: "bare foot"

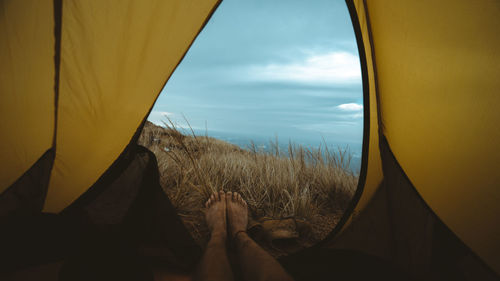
(205, 191), (227, 239)
(226, 191), (248, 238)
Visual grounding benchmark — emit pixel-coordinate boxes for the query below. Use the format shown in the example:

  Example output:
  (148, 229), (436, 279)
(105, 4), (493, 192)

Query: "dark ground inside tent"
(138, 122), (357, 257)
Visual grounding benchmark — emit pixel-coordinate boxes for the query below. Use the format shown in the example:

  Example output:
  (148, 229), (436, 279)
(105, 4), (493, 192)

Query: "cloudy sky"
(149, 0), (363, 152)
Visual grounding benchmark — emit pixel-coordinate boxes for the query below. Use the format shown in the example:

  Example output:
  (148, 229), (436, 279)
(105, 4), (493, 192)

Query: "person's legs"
(226, 192), (294, 281)
(194, 191), (234, 281)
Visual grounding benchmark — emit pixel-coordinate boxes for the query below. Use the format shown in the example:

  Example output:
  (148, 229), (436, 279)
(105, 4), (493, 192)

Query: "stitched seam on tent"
(361, 0), (400, 260)
(52, 0), (62, 149)
(362, 0), (384, 137)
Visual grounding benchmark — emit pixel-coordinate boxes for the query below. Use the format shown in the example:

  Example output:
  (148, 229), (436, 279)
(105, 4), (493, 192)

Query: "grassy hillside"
(138, 121), (357, 256)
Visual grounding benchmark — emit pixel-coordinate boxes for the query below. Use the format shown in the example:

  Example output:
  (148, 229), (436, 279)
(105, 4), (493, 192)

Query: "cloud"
(147, 111), (175, 126)
(337, 103), (363, 111)
(247, 51), (361, 85)
(147, 110), (208, 131)
(150, 111), (174, 118)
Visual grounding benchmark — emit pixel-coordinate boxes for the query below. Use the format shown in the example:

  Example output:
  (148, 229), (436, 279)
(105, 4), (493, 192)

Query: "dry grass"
(138, 121), (357, 255)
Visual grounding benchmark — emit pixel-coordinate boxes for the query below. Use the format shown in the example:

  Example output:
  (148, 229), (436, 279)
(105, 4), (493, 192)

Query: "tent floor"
(3, 248), (411, 281)
(280, 248), (412, 281)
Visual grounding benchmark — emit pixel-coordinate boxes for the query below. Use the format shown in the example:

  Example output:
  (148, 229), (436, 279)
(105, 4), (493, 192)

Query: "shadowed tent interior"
(0, 0), (499, 280)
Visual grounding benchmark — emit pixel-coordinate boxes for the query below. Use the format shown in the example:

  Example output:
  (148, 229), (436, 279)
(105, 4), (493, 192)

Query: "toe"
(215, 191), (220, 201)
(219, 190), (225, 201)
(233, 192), (238, 201)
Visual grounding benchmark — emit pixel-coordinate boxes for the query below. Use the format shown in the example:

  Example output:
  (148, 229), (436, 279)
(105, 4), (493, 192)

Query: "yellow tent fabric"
(0, 0), (54, 192)
(1, 0), (500, 278)
(0, 0), (219, 212)
(339, 0), (500, 273)
(44, 0), (220, 212)
(335, 0), (383, 235)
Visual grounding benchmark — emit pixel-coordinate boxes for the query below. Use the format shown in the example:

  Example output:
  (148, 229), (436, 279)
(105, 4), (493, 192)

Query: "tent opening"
(141, 0), (363, 257)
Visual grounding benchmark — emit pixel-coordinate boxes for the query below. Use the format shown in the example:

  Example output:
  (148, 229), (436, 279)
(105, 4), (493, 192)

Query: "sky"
(148, 0), (363, 155)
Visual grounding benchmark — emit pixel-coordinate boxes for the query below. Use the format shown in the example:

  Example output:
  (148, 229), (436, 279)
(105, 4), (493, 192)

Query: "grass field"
(138, 121), (357, 256)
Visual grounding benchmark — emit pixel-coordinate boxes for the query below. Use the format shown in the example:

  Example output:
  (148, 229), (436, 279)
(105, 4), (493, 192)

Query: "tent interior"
(0, 0), (499, 280)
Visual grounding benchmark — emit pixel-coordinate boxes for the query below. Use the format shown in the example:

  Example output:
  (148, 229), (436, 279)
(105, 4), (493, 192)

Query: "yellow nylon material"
(0, 0), (54, 192)
(350, 0), (383, 213)
(44, 0), (219, 212)
(336, 0), (383, 235)
(367, 0), (500, 271)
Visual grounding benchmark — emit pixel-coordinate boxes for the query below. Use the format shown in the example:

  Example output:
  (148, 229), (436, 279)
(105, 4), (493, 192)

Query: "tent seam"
(52, 0), (62, 149)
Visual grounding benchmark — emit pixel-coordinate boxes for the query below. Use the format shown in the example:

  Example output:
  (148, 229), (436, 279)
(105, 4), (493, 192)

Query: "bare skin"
(194, 190), (293, 281)
(194, 190), (234, 281)
(227, 191), (294, 281)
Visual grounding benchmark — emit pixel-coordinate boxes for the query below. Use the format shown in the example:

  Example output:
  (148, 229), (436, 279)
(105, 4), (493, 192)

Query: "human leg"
(226, 192), (294, 281)
(194, 191), (234, 281)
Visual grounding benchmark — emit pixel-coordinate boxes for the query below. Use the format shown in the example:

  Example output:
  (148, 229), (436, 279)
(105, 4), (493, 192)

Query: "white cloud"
(147, 111), (206, 131)
(158, 111), (174, 117)
(337, 103), (363, 111)
(248, 51), (361, 85)
(147, 111), (175, 126)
